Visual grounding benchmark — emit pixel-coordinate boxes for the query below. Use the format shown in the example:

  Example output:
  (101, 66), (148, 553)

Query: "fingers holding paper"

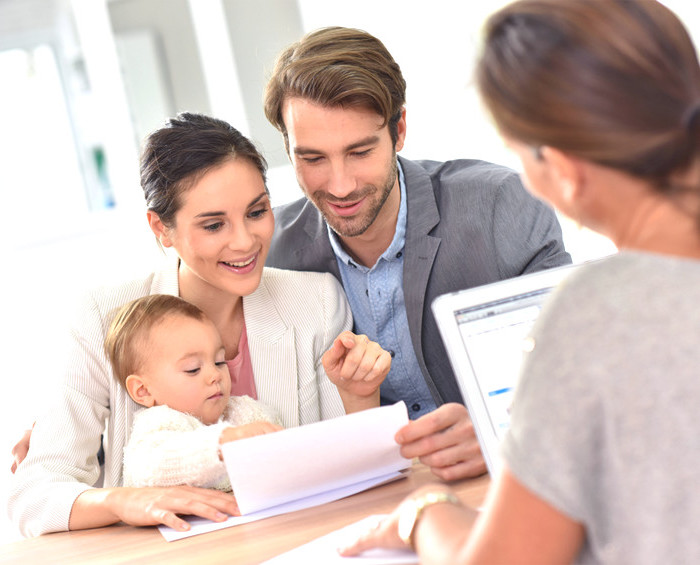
(396, 403), (487, 480)
(322, 331), (391, 413)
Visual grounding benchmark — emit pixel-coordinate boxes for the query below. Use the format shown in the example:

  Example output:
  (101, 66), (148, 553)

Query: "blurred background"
(1, 0), (696, 543)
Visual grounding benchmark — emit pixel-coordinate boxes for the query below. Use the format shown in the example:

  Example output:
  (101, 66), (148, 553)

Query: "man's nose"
(326, 161), (357, 199)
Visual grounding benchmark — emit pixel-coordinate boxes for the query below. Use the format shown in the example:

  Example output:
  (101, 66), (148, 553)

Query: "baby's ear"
(125, 375), (156, 408)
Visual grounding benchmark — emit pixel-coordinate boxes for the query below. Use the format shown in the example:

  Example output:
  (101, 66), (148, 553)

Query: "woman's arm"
(341, 467), (584, 564)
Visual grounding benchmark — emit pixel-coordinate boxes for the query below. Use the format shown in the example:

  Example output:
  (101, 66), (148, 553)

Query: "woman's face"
(161, 158), (274, 302)
(506, 138), (572, 217)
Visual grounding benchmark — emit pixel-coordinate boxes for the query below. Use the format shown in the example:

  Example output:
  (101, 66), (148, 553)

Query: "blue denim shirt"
(328, 162), (437, 419)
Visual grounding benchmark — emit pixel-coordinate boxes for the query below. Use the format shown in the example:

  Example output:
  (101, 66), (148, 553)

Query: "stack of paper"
(159, 401), (411, 541)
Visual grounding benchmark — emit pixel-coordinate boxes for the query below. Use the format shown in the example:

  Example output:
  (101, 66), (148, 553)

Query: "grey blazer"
(267, 156), (571, 405)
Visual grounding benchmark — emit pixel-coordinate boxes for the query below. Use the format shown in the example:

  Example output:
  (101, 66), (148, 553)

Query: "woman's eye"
(249, 206), (269, 219)
(203, 222), (223, 232)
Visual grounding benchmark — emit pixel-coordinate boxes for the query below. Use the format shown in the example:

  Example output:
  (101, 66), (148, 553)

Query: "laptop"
(432, 262), (581, 475)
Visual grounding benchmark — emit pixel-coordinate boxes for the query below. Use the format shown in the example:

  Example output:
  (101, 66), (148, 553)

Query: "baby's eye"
(215, 361), (227, 368)
(184, 368), (201, 375)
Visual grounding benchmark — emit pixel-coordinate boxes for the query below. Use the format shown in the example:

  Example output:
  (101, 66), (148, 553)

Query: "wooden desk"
(0, 464), (489, 565)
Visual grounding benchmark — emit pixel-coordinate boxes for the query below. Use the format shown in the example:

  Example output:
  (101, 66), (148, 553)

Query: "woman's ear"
(125, 375), (156, 408)
(146, 211), (173, 248)
(540, 146), (586, 205)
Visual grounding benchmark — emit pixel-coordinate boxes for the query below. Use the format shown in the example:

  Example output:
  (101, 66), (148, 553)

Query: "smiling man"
(264, 26), (571, 480)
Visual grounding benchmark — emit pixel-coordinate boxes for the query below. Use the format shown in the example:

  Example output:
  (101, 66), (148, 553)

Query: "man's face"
(281, 98), (406, 238)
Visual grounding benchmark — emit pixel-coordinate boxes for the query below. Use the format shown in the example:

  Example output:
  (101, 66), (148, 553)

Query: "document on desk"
(262, 515), (419, 564)
(159, 402), (411, 541)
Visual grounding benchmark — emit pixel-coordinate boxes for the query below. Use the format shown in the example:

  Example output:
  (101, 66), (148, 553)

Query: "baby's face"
(139, 314), (231, 424)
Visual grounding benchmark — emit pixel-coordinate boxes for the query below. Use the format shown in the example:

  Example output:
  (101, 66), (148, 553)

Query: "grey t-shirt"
(502, 251), (700, 564)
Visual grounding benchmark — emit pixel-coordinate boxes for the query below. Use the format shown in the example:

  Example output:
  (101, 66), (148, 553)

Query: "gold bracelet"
(397, 491), (461, 551)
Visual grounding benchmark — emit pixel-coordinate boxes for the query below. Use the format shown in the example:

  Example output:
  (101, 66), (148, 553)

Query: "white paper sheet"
(261, 515), (419, 564)
(222, 401), (411, 514)
(158, 402), (411, 541)
(159, 471), (406, 542)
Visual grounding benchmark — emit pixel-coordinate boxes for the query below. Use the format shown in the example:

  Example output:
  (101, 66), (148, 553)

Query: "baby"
(104, 294), (282, 491)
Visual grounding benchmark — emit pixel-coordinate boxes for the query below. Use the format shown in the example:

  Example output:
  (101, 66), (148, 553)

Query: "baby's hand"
(219, 421), (282, 444)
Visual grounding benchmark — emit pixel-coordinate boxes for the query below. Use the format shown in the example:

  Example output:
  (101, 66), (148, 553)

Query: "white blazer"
(9, 261), (350, 537)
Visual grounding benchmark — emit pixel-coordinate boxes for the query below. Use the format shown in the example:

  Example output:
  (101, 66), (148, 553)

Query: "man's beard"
(311, 157), (398, 238)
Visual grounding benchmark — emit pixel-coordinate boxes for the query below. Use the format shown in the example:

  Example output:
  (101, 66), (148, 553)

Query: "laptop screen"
(453, 287), (553, 441)
(432, 262), (582, 474)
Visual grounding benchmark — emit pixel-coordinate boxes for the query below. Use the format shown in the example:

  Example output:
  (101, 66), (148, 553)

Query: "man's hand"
(11, 427), (33, 473)
(322, 331), (391, 411)
(395, 403), (487, 480)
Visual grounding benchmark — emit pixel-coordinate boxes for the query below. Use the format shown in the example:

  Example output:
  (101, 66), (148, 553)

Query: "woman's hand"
(70, 485), (240, 532)
(339, 484), (469, 559)
(338, 501), (407, 556)
(11, 426), (33, 473)
(322, 331), (392, 412)
(219, 422), (282, 444)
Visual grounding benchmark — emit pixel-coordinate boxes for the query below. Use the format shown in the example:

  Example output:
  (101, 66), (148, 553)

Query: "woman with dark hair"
(342, 1), (700, 563)
(9, 113), (391, 536)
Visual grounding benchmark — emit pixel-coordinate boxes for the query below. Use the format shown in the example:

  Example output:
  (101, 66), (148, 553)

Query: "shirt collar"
(327, 160), (407, 268)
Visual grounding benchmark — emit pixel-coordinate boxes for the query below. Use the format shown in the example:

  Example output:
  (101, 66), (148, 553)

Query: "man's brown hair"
(264, 26), (407, 150)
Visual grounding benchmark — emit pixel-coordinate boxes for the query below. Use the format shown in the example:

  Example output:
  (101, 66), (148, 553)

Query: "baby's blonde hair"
(104, 295), (207, 388)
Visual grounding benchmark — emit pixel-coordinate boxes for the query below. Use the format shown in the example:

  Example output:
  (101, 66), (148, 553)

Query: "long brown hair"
(476, 0), (700, 195)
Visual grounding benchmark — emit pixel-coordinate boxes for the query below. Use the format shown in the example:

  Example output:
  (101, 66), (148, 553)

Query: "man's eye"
(301, 156), (322, 164)
(351, 149), (371, 158)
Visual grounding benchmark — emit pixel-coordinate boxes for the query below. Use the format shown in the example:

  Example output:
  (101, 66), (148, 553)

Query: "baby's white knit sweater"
(122, 396), (281, 491)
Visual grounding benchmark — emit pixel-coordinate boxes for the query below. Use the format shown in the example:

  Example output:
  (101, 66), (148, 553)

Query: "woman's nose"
(228, 223), (255, 252)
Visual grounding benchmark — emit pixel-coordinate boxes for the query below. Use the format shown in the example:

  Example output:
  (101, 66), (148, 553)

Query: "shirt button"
(388, 349), (395, 358)
(411, 403), (421, 412)
(396, 251), (402, 258)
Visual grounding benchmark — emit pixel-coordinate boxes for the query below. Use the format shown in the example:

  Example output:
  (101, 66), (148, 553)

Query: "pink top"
(225, 324), (257, 399)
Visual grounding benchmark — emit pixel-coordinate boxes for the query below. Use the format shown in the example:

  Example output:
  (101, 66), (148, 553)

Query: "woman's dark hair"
(476, 0), (700, 196)
(140, 112), (268, 227)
